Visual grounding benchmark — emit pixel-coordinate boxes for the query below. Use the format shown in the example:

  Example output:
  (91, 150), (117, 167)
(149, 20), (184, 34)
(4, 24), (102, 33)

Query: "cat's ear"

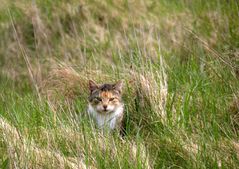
(89, 80), (98, 93)
(113, 80), (123, 93)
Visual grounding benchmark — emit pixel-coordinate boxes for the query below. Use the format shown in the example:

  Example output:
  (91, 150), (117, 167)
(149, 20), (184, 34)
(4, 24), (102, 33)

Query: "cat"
(87, 80), (124, 132)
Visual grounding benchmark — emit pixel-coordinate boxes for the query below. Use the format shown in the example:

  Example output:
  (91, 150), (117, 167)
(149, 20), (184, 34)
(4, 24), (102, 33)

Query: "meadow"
(0, 0), (239, 168)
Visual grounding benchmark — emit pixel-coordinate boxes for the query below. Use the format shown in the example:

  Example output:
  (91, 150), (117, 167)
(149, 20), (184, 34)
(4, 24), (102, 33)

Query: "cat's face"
(88, 80), (123, 114)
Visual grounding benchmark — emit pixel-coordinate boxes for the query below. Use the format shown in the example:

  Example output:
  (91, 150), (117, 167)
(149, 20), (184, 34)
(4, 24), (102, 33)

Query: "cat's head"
(88, 80), (123, 114)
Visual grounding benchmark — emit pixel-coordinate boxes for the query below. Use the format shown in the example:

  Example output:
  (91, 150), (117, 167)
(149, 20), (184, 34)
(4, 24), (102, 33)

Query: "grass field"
(0, 0), (239, 168)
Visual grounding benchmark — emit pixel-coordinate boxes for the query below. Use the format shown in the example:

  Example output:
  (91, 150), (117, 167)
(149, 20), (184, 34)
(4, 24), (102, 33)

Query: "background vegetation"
(0, 0), (239, 168)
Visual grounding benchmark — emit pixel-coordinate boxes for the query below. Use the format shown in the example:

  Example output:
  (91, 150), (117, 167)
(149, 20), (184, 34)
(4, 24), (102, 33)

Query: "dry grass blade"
(8, 8), (42, 101)
(0, 117), (88, 169)
(129, 62), (168, 121)
(184, 28), (238, 70)
(57, 127), (152, 169)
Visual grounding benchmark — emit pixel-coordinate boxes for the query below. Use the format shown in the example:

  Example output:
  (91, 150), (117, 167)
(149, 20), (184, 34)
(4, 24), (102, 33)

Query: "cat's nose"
(103, 105), (107, 110)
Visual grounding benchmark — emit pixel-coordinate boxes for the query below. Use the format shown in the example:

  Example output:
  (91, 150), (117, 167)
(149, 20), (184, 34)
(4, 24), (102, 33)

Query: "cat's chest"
(88, 104), (123, 130)
(95, 113), (117, 129)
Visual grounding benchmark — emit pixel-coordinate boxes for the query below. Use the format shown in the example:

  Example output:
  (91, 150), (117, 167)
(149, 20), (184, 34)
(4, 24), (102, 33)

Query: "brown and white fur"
(87, 80), (124, 131)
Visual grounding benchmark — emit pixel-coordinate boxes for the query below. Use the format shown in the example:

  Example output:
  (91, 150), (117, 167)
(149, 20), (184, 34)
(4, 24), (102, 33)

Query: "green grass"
(0, 0), (239, 168)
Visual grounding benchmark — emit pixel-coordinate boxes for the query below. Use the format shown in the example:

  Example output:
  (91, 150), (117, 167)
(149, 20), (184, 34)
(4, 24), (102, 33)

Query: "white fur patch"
(88, 104), (124, 130)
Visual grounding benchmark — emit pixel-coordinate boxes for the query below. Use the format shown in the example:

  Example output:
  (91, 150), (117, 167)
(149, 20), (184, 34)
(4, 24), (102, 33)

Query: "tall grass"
(0, 0), (239, 168)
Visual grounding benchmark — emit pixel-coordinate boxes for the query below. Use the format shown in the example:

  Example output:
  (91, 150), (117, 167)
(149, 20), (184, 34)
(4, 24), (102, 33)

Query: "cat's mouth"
(99, 109), (112, 114)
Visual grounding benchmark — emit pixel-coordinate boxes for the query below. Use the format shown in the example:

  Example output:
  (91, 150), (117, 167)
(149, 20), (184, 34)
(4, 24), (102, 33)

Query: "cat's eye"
(95, 97), (102, 101)
(109, 98), (115, 101)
